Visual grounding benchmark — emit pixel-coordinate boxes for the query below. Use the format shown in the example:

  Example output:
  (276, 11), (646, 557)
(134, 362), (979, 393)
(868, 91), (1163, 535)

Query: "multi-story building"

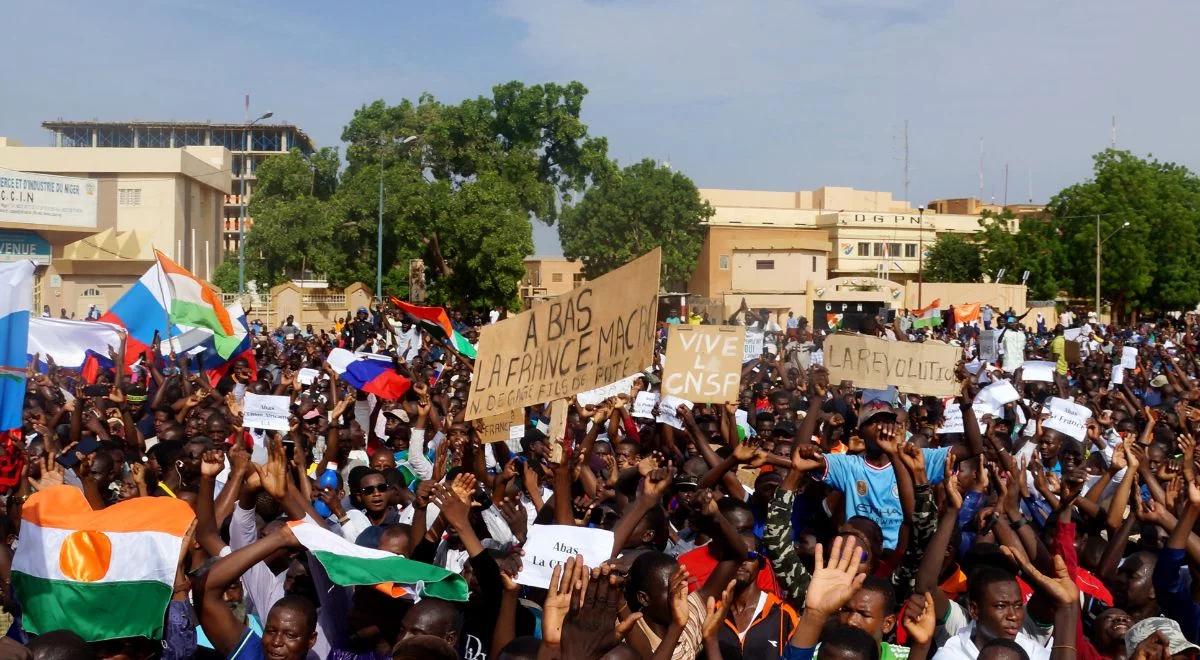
(520, 257), (584, 307)
(0, 136), (230, 317)
(41, 120), (315, 255)
(690, 186), (1037, 322)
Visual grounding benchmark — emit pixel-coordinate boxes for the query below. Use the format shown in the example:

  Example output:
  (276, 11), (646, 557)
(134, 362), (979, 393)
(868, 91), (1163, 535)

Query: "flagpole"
(151, 249), (173, 353)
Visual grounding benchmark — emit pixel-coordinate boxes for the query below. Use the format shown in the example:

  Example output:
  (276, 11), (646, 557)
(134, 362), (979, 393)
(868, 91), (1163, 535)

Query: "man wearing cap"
(794, 399), (984, 550)
(1125, 618), (1200, 659)
(343, 307), (376, 351)
(1143, 374), (1171, 408)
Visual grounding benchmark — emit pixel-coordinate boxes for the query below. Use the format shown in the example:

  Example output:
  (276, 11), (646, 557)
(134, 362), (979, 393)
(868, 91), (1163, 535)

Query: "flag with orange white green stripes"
(12, 486), (195, 641)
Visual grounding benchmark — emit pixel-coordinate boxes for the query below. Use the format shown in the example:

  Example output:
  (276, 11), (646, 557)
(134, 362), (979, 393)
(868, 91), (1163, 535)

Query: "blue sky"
(4, 1), (1198, 254)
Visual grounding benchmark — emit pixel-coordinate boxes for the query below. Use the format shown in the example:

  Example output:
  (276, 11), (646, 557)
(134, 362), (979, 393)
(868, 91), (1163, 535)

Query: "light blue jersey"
(822, 447), (951, 549)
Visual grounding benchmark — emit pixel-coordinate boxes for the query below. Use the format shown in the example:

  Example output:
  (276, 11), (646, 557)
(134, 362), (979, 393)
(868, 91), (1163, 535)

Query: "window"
(857, 242), (870, 256)
(251, 130), (281, 151)
(81, 288), (101, 297)
(60, 127), (91, 147)
(573, 273), (584, 285)
(211, 129), (245, 150)
(118, 188), (142, 206)
(888, 243), (902, 257)
(719, 255), (730, 270)
(96, 127), (134, 148)
(551, 273), (563, 283)
(904, 244), (917, 258)
(756, 260), (775, 270)
(137, 127), (170, 148)
(175, 128), (205, 147)
(873, 243), (884, 256)
(812, 256), (818, 271)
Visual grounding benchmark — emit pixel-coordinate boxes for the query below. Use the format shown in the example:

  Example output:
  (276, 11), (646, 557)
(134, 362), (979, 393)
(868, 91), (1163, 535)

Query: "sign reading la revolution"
(466, 249), (660, 420)
(0, 167), (97, 229)
(825, 333), (962, 397)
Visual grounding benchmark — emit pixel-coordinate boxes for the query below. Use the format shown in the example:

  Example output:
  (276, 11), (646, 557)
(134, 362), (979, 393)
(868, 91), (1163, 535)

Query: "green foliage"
(559, 159), (712, 290)
(923, 234), (983, 283)
(974, 210), (1067, 300)
(1046, 149), (1200, 317)
(211, 258), (239, 293)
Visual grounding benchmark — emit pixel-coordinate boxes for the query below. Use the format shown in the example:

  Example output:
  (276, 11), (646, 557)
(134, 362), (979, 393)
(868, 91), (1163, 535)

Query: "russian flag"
(100, 262), (174, 363)
(326, 348), (411, 400)
(0, 262), (33, 431)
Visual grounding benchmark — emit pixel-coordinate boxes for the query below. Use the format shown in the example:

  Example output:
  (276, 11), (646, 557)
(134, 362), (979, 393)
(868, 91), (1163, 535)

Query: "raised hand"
(561, 565), (641, 657)
(257, 435), (289, 501)
(200, 449), (225, 479)
(543, 556), (586, 646)
(792, 442), (824, 473)
(944, 458), (964, 510)
(805, 536), (866, 616)
(701, 579), (736, 639)
(668, 566), (692, 627)
(1003, 549), (1079, 606)
(29, 452), (65, 492)
(449, 472), (476, 504)
(431, 484), (472, 530)
(902, 592), (937, 646)
(496, 497), (528, 542)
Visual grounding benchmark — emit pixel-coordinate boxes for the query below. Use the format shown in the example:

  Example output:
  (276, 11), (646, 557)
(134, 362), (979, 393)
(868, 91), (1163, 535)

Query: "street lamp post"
(1095, 216), (1130, 321)
(238, 111), (273, 295)
(917, 205), (925, 309)
(376, 135), (418, 302)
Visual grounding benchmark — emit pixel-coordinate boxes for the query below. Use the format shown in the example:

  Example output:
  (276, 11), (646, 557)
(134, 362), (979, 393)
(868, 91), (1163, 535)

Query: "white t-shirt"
(933, 623), (1050, 660)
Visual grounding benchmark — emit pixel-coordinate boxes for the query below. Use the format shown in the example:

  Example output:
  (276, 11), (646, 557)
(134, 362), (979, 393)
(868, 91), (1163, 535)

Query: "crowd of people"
(3, 297), (1200, 660)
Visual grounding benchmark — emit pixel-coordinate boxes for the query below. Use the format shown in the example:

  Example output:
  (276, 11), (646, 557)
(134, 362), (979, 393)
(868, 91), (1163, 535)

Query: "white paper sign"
(632, 391), (659, 419)
(243, 393), (291, 431)
(1064, 327), (1084, 342)
(744, 328), (763, 362)
(576, 376), (637, 407)
(516, 524), (615, 589)
(297, 368), (320, 386)
(1110, 366), (1125, 386)
(975, 380), (1020, 413)
(938, 399), (987, 434)
(656, 394), (694, 430)
(979, 330), (999, 363)
(1044, 397), (1092, 441)
(1021, 361), (1055, 383)
(1121, 346), (1138, 370)
(509, 424), (525, 441)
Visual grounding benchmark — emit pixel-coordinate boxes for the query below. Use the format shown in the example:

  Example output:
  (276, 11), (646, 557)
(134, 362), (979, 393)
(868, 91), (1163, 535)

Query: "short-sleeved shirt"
(229, 629), (265, 660)
(822, 447), (951, 549)
(1050, 335), (1068, 374)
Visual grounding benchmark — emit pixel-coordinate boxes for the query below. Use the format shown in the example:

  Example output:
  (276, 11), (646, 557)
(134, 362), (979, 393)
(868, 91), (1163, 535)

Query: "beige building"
(691, 186), (1033, 322)
(41, 120), (315, 255)
(520, 257), (584, 306)
(0, 136), (231, 317)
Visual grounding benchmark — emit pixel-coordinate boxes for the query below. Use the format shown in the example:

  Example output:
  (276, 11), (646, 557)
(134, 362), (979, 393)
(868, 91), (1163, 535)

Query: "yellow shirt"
(1050, 335), (1067, 375)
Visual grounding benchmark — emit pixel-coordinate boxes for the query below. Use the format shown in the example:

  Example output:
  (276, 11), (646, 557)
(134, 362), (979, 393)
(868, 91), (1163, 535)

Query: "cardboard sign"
(979, 330), (999, 363)
(466, 249), (661, 420)
(661, 325), (745, 403)
(656, 394), (693, 430)
(1065, 340), (1082, 365)
(1121, 346), (1138, 370)
(1021, 361), (1055, 383)
(1044, 396), (1092, 441)
(546, 399), (569, 443)
(516, 524), (614, 589)
(824, 334), (962, 397)
(576, 376), (637, 408)
(632, 391), (658, 419)
(243, 393), (291, 432)
(480, 408), (525, 444)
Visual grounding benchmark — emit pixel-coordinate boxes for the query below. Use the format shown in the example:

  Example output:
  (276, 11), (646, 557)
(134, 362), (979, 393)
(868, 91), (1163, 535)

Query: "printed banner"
(243, 393), (291, 432)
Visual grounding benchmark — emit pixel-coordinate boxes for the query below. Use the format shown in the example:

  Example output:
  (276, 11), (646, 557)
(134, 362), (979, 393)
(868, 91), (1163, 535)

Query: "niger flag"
(12, 486), (194, 641)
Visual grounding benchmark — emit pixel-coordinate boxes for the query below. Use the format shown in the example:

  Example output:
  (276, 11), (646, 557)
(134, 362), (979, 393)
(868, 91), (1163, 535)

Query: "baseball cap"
(1150, 374), (1169, 388)
(857, 400), (898, 428)
(1125, 617), (1200, 656)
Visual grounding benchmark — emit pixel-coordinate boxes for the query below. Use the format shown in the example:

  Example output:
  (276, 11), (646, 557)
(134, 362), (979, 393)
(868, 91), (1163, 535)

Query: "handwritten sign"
(825, 334), (962, 397)
(979, 330), (999, 363)
(466, 249), (660, 420)
(662, 325), (745, 403)
(656, 394), (694, 430)
(516, 524), (614, 589)
(243, 393), (291, 432)
(632, 391), (658, 419)
(479, 408), (525, 444)
(576, 375), (637, 408)
(1044, 396), (1092, 441)
(1021, 361), (1055, 383)
(743, 329), (765, 363)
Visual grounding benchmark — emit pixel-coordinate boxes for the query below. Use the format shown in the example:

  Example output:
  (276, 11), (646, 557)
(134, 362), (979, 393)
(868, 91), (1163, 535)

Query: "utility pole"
(978, 138), (984, 201)
(1003, 163), (1009, 206)
(1095, 214), (1101, 320)
(902, 120), (910, 205)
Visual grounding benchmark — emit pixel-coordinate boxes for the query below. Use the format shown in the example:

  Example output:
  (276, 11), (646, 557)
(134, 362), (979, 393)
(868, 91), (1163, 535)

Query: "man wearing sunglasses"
(336, 469), (398, 543)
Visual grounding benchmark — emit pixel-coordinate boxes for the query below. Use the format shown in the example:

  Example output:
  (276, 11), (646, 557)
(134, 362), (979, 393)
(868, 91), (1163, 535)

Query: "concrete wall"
(731, 249), (826, 291)
(689, 226), (831, 298)
(901, 282), (1027, 312)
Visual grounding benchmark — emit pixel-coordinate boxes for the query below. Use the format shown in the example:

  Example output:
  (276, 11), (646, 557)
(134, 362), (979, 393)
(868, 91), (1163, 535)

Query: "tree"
(974, 210), (1068, 300)
(1047, 149), (1200, 319)
(330, 81), (610, 307)
(923, 234), (982, 283)
(559, 159), (713, 290)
